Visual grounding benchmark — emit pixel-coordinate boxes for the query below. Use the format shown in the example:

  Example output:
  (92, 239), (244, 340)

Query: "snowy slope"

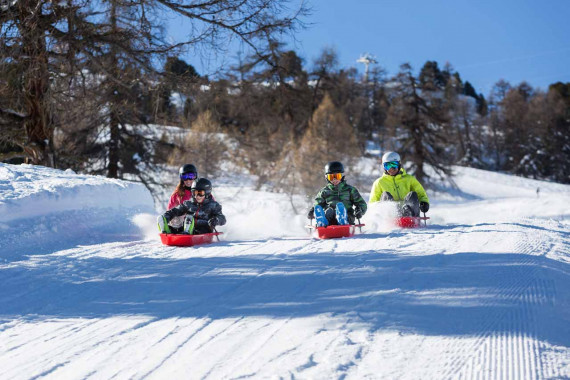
(0, 163), (569, 379)
(0, 164), (154, 259)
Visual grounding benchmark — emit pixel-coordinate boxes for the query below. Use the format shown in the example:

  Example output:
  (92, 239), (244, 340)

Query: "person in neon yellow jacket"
(369, 151), (430, 217)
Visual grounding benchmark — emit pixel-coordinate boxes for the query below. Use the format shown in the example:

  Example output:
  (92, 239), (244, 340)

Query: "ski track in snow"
(2, 221), (569, 380)
(0, 164), (569, 379)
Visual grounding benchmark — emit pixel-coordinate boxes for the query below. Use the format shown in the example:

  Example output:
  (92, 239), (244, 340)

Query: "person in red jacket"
(167, 164), (198, 233)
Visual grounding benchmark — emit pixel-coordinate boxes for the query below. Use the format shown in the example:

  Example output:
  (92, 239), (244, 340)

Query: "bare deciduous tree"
(169, 110), (227, 179)
(1, 0), (308, 177)
(294, 93), (360, 195)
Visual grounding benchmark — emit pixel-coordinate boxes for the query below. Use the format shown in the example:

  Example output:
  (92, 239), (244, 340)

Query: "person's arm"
(351, 187), (367, 215)
(368, 179), (382, 203)
(209, 203), (226, 226)
(411, 178), (429, 203)
(164, 201), (195, 221)
(167, 193), (178, 210)
(314, 187), (328, 208)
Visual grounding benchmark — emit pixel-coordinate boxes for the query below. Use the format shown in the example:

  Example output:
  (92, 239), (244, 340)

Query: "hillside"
(0, 162), (569, 379)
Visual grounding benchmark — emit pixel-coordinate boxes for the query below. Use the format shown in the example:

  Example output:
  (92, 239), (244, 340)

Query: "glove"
(354, 208), (363, 219)
(420, 202), (430, 213)
(208, 217), (218, 229)
(307, 207), (314, 219)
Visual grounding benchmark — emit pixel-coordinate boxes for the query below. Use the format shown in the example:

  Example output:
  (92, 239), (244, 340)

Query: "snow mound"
(0, 164), (154, 258)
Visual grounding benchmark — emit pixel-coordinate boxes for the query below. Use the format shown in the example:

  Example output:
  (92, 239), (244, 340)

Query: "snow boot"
(401, 205), (413, 217)
(157, 215), (171, 234)
(335, 202), (349, 225)
(314, 205), (328, 227)
(183, 214), (195, 234)
(403, 191), (420, 217)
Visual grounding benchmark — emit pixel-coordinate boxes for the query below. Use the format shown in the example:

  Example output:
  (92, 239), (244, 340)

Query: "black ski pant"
(193, 219), (213, 234)
(381, 191), (420, 217)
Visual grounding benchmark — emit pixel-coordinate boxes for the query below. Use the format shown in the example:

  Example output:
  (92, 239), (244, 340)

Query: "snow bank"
(0, 164), (154, 258)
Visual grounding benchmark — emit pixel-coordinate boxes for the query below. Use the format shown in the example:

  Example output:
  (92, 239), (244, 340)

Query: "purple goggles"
(180, 172), (197, 181)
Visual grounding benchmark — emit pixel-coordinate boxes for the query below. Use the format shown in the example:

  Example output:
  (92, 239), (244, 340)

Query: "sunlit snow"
(0, 162), (569, 379)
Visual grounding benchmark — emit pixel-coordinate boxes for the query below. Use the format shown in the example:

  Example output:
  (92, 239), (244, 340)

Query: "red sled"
(307, 224), (365, 239)
(159, 232), (222, 247)
(395, 216), (429, 228)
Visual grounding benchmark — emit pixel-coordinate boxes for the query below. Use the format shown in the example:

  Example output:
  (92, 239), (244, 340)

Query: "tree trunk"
(19, 1), (53, 166)
(107, 0), (120, 178)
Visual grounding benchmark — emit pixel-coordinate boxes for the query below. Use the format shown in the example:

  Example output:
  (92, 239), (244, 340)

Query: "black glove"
(208, 217), (218, 229)
(307, 207), (314, 219)
(354, 208), (363, 219)
(420, 202), (430, 213)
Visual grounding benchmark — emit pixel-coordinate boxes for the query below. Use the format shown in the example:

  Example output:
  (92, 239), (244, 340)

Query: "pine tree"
(386, 64), (453, 184)
(501, 83), (534, 173)
(419, 61), (447, 91)
(462, 81), (478, 99)
(486, 79), (512, 169)
(544, 83), (570, 183)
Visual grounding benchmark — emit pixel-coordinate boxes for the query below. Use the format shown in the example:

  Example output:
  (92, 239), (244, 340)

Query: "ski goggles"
(193, 190), (206, 197)
(180, 172), (197, 181)
(383, 161), (399, 171)
(326, 173), (343, 181)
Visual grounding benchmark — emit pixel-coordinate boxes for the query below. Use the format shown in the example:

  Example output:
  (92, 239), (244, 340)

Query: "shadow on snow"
(1, 242), (569, 347)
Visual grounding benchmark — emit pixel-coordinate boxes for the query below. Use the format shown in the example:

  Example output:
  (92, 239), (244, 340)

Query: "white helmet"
(382, 151), (401, 164)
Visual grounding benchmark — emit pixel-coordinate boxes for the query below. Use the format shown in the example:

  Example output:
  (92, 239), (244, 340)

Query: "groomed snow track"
(1, 220), (569, 379)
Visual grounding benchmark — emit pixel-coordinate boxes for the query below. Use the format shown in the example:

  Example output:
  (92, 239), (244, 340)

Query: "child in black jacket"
(158, 178), (226, 234)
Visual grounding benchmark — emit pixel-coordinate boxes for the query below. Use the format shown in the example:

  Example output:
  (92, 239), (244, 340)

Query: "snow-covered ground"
(0, 162), (569, 379)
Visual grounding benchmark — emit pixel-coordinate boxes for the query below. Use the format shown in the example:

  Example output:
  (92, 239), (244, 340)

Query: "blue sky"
(176, 0), (570, 96)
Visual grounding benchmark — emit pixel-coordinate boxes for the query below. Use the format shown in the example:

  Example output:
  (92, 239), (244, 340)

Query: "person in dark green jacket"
(307, 161), (367, 225)
(369, 151), (429, 217)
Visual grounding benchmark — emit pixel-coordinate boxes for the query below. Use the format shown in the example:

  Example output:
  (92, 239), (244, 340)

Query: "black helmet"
(179, 164), (198, 176)
(324, 161), (344, 174)
(191, 178), (212, 195)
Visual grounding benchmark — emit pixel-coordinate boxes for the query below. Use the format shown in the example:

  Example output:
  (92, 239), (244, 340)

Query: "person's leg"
(314, 205), (328, 227)
(325, 207), (338, 225)
(403, 191), (420, 217)
(183, 214), (195, 234)
(157, 215), (171, 233)
(193, 219), (211, 234)
(335, 203), (348, 225)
